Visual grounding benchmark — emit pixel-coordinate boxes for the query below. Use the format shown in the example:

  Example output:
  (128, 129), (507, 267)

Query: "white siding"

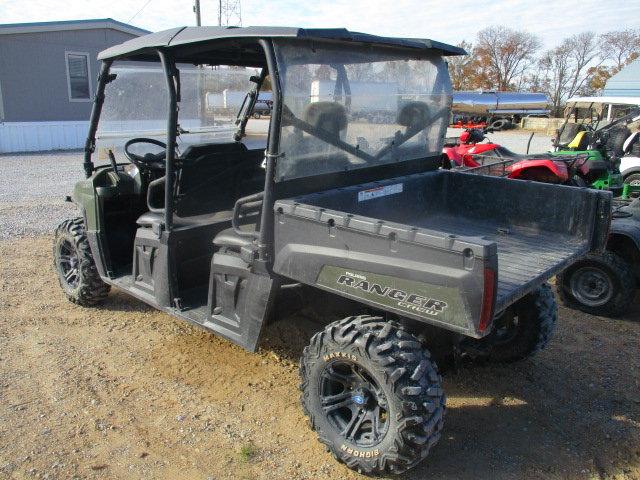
(0, 121), (88, 152)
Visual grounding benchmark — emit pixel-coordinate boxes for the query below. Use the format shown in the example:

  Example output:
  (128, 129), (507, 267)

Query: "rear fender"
(620, 156), (640, 178)
(442, 146), (462, 166)
(507, 159), (569, 182)
(608, 228), (640, 281)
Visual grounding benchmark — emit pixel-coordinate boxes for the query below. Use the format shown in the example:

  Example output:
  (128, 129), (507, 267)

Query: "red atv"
(442, 128), (605, 185)
(450, 119), (488, 130)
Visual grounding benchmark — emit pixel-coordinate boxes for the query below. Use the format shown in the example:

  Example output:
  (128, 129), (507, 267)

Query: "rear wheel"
(300, 316), (445, 475)
(556, 252), (635, 317)
(53, 217), (110, 306)
(624, 173), (640, 198)
(463, 283), (557, 363)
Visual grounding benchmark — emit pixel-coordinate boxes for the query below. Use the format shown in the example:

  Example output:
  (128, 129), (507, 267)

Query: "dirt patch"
(1, 236), (639, 480)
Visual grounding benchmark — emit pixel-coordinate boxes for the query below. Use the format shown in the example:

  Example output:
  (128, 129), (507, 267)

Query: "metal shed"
(0, 18), (148, 153)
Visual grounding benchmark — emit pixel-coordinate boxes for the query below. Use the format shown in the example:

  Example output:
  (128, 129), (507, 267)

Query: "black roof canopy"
(97, 26), (466, 65)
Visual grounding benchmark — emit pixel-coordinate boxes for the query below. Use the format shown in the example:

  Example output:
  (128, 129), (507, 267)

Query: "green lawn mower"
(552, 99), (640, 197)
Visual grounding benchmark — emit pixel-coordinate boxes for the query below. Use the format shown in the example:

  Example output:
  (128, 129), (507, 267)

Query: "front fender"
(72, 179), (99, 231)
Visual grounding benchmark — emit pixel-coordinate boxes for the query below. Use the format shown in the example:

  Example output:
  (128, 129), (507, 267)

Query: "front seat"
(304, 101), (348, 138)
(278, 102), (349, 179)
(397, 101), (430, 130)
(212, 191), (263, 255)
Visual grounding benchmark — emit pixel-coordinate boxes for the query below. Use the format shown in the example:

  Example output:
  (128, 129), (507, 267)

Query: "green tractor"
(551, 97), (640, 196)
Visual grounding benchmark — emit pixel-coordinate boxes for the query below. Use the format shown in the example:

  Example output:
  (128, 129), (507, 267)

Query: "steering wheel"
(124, 138), (167, 169)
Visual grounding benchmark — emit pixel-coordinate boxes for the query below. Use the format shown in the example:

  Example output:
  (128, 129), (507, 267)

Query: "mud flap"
(207, 251), (277, 352)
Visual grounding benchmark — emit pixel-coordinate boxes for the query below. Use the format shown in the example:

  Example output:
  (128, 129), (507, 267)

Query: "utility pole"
(193, 0), (202, 26)
(218, 0), (222, 26)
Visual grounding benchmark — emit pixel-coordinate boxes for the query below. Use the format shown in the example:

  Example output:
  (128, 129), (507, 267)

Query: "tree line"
(448, 27), (640, 115)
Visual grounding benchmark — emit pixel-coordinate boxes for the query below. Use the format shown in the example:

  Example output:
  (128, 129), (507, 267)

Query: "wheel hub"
(570, 266), (613, 307)
(319, 360), (389, 448)
(57, 239), (80, 289)
(491, 308), (519, 345)
(351, 388), (370, 407)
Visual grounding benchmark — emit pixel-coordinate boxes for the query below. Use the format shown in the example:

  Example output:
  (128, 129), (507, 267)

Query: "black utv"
(53, 27), (611, 475)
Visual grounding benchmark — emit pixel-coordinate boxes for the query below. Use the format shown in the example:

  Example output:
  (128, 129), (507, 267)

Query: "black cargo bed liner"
(419, 214), (583, 310)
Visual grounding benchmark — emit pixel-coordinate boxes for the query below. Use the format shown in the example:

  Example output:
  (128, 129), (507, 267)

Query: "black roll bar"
(256, 39), (282, 264)
(83, 60), (113, 178)
(232, 192), (264, 238)
(158, 50), (179, 232)
(234, 68), (268, 141)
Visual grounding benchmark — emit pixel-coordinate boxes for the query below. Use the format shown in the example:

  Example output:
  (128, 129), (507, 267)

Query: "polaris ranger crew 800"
(53, 27), (611, 475)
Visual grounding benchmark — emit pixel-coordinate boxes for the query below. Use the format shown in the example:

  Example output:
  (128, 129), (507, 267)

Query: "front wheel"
(556, 252), (635, 317)
(300, 316), (445, 475)
(53, 217), (110, 306)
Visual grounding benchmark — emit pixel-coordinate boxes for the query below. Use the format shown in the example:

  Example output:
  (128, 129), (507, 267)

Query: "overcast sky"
(1, 0), (639, 50)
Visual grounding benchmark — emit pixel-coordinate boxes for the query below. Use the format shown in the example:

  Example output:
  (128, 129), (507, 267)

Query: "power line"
(127, 0), (154, 23)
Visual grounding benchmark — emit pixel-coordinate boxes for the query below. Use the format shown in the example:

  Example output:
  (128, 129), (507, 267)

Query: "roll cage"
(83, 27), (465, 266)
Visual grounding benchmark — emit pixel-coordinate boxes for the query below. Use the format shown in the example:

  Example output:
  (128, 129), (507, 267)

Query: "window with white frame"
(66, 52), (91, 101)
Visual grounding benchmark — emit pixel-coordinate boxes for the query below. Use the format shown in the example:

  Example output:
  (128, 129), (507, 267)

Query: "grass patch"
(238, 442), (258, 463)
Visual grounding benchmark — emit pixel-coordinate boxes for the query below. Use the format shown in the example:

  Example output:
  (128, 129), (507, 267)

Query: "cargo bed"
(273, 170), (611, 336)
(412, 214), (585, 311)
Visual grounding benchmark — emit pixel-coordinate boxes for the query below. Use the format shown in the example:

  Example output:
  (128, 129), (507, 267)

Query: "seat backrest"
(178, 142), (249, 193)
(303, 102), (347, 138)
(175, 146), (265, 217)
(397, 101), (430, 129)
(558, 123), (584, 146)
(568, 130), (591, 150)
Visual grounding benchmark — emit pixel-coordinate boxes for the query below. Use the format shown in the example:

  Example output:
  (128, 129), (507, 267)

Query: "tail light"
(479, 267), (496, 333)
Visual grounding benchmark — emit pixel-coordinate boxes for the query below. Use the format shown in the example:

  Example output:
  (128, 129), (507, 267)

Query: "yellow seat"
(567, 131), (589, 150)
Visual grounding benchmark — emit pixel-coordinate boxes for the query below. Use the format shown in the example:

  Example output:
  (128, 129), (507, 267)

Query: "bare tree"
(565, 32), (601, 98)
(599, 29), (640, 70)
(538, 32), (601, 114)
(474, 26), (541, 90)
(447, 41), (475, 90)
(538, 44), (571, 114)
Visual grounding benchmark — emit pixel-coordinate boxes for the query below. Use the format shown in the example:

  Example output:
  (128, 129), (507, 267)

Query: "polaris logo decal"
(337, 273), (448, 316)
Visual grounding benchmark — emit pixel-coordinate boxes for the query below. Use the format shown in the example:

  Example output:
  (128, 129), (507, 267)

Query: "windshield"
(96, 61), (265, 159)
(273, 41), (451, 181)
(561, 103), (639, 140)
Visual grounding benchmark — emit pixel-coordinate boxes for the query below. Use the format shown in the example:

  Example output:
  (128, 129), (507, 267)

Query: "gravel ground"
(1, 131), (639, 479)
(0, 236), (639, 480)
(0, 151), (92, 239)
(0, 130), (552, 239)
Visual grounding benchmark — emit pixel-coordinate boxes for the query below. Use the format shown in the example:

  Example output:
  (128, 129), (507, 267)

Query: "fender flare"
(507, 159), (569, 182)
(610, 220), (640, 251)
(621, 166), (640, 180)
